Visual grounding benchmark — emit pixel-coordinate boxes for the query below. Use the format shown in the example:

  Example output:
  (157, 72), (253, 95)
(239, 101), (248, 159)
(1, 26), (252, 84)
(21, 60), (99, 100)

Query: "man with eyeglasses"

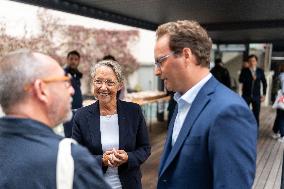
(0, 49), (110, 188)
(63, 50), (83, 137)
(155, 20), (257, 189)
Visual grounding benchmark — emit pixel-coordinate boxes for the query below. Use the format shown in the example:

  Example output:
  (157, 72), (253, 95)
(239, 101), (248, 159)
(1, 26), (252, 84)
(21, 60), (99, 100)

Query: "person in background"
(63, 50), (83, 137)
(166, 91), (176, 127)
(242, 59), (249, 69)
(238, 58), (249, 95)
(154, 20), (257, 189)
(239, 54), (267, 126)
(271, 63), (284, 142)
(210, 58), (231, 88)
(72, 59), (151, 189)
(0, 49), (110, 188)
(103, 55), (116, 61)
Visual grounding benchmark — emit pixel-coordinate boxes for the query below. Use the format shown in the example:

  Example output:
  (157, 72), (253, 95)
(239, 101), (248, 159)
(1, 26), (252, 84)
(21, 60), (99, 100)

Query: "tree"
(0, 8), (140, 95)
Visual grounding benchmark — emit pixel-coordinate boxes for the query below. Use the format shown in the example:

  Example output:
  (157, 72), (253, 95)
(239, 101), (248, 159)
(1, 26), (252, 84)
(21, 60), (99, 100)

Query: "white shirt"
(250, 67), (257, 77)
(100, 114), (122, 189)
(171, 73), (212, 147)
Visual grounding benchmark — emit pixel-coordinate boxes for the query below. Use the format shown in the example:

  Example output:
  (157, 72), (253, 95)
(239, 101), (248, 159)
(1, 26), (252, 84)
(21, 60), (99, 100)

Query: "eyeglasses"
(24, 74), (72, 91)
(93, 79), (117, 87)
(155, 51), (177, 68)
(42, 75), (71, 88)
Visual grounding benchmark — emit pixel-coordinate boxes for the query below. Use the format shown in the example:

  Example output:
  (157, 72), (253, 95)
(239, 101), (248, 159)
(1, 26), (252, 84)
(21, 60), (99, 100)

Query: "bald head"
(0, 49), (59, 113)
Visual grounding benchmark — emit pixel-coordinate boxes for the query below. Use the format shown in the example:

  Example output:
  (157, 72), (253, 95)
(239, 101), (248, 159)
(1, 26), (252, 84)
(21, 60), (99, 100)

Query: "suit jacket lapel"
(158, 106), (178, 175)
(88, 101), (103, 154)
(117, 100), (129, 149)
(160, 77), (216, 177)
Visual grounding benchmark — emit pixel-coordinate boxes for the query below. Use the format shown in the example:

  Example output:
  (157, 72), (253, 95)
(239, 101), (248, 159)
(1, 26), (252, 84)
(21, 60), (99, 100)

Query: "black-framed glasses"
(155, 51), (177, 68)
(93, 79), (117, 87)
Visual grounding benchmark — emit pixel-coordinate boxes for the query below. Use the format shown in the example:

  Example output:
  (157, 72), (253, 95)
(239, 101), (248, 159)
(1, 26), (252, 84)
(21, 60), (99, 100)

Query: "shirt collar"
(250, 67), (257, 72)
(174, 73), (212, 106)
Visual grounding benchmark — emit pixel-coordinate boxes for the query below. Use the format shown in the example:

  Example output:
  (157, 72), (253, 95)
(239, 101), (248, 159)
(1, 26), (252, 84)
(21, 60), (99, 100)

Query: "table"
(83, 94), (171, 131)
(133, 96), (170, 131)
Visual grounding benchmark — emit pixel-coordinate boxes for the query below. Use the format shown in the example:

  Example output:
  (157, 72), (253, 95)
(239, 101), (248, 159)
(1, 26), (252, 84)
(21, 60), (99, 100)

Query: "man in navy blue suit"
(154, 20), (257, 189)
(239, 54), (267, 126)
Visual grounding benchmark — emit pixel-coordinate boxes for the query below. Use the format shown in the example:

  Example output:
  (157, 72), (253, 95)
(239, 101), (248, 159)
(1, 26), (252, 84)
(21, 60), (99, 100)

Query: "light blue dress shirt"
(172, 73), (212, 146)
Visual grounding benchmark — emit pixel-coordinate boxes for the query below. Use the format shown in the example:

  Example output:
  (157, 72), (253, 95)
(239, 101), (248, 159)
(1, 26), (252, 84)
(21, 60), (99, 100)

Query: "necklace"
(100, 106), (117, 120)
(101, 110), (117, 119)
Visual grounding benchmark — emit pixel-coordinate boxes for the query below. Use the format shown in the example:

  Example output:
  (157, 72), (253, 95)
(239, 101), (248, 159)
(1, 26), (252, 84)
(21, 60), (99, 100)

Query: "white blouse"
(100, 114), (122, 189)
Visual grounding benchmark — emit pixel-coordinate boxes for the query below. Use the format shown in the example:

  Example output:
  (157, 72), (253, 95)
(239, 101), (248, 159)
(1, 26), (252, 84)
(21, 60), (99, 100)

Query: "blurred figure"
(0, 49), (110, 188)
(238, 59), (249, 94)
(239, 54), (267, 126)
(103, 55), (116, 61)
(154, 20), (257, 189)
(166, 91), (176, 127)
(210, 58), (231, 88)
(65, 50), (83, 109)
(72, 60), (151, 189)
(271, 63), (284, 142)
(242, 59), (249, 69)
(63, 50), (83, 137)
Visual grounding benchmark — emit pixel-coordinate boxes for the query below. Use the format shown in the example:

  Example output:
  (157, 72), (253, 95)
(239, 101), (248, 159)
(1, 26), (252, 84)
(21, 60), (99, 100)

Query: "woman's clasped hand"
(103, 148), (128, 167)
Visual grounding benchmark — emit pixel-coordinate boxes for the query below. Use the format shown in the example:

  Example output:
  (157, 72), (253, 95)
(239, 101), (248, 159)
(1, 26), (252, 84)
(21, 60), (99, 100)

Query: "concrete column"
(263, 44), (274, 106)
(264, 44), (273, 72)
(263, 71), (274, 106)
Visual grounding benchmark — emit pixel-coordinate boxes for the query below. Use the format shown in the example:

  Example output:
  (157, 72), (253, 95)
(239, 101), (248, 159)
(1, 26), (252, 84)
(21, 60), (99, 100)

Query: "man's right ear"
(33, 80), (49, 104)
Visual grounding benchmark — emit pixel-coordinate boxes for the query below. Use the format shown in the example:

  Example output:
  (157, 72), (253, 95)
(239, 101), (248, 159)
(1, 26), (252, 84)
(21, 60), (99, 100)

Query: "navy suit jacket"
(157, 77), (257, 189)
(64, 67), (83, 109)
(0, 117), (110, 189)
(239, 67), (267, 100)
(72, 100), (151, 189)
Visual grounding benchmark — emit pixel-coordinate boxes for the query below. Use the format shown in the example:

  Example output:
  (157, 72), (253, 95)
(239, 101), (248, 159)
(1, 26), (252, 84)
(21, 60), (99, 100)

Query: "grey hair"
(90, 60), (124, 83)
(0, 49), (48, 113)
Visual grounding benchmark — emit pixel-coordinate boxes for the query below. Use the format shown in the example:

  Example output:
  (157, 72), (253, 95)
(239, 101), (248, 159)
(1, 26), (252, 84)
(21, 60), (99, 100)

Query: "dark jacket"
(65, 67), (83, 109)
(239, 67), (267, 100)
(72, 100), (151, 189)
(0, 117), (110, 189)
(210, 64), (231, 88)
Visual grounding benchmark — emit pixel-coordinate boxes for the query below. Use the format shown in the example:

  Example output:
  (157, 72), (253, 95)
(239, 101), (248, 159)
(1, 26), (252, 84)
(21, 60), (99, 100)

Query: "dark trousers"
(272, 109), (284, 137)
(243, 96), (260, 126)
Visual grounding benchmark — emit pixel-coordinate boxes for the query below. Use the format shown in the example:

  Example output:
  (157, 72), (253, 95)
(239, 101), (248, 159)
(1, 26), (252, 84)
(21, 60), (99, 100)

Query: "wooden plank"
(253, 107), (278, 188)
(264, 143), (284, 189)
(253, 109), (276, 187)
(253, 141), (278, 189)
(273, 156), (283, 189)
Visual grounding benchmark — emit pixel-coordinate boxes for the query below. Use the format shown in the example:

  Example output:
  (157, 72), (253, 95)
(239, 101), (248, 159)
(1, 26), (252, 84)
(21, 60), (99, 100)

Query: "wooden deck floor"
(141, 106), (283, 189)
